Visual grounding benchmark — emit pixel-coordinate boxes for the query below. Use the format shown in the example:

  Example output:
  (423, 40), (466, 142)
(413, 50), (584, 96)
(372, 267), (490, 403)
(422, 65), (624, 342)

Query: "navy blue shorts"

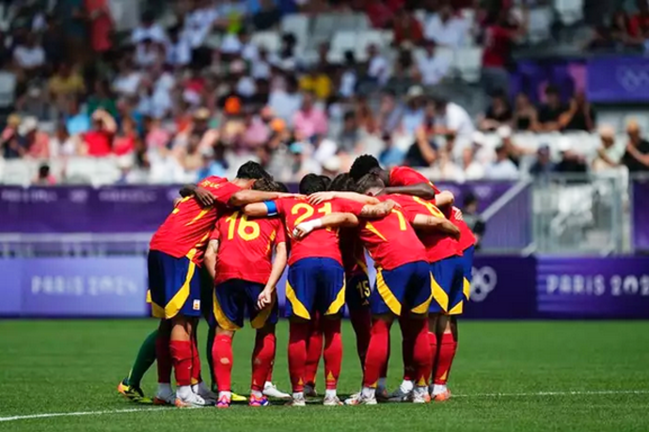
(286, 257), (345, 320)
(461, 245), (475, 301)
(429, 255), (465, 315)
(345, 273), (371, 311)
(372, 261), (432, 316)
(148, 250), (202, 319)
(210, 279), (278, 331)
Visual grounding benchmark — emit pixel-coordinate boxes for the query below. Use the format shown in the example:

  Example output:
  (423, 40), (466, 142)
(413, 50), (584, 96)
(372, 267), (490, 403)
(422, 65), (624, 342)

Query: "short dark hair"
(463, 192), (478, 207)
(356, 173), (385, 194)
(276, 182), (289, 193)
(299, 173), (329, 195)
(318, 175), (332, 190)
(329, 173), (355, 192)
(252, 178), (278, 192)
(236, 161), (271, 180)
(349, 155), (380, 182)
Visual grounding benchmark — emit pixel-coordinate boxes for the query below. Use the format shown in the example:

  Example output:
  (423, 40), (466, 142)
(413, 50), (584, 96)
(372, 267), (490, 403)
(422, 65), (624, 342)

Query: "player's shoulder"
(198, 176), (228, 190)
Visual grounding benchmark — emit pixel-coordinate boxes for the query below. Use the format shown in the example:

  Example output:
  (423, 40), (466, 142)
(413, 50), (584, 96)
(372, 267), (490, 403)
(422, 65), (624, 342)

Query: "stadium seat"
(2, 159), (35, 185)
(251, 31), (282, 53)
(414, 9), (427, 24)
(527, 7), (554, 44)
(204, 33), (223, 50)
(356, 30), (386, 61)
(93, 159), (121, 186)
(281, 14), (310, 53)
(312, 13), (339, 40)
(65, 157), (97, 184)
(0, 71), (16, 109)
(454, 47), (483, 83)
(329, 31), (357, 63)
(554, 0), (584, 26)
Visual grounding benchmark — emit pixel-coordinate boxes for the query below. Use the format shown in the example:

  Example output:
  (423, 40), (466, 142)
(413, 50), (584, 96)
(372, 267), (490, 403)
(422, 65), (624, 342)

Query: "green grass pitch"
(1, 320), (648, 431)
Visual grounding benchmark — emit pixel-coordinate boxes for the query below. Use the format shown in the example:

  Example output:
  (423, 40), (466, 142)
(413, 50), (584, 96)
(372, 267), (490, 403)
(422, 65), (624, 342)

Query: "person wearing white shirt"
(415, 40), (451, 86)
(166, 27), (192, 67)
(131, 12), (167, 44)
(424, 4), (468, 47)
(486, 144), (520, 179)
(251, 49), (272, 79)
(184, 0), (218, 48)
(112, 60), (142, 96)
(433, 96), (474, 159)
(366, 44), (390, 85)
(13, 34), (45, 70)
(268, 77), (303, 125)
(462, 147), (486, 180)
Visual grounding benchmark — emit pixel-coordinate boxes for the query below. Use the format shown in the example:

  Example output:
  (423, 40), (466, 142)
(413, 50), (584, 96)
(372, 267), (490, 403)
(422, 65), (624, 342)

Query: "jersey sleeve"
(209, 226), (220, 241)
(390, 166), (430, 186)
(274, 219), (287, 244)
(211, 182), (242, 205)
(333, 198), (365, 216)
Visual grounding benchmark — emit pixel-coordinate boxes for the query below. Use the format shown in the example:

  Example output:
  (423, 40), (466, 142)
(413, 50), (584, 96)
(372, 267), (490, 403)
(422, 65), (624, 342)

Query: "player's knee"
(289, 316), (309, 324)
(216, 327), (235, 338)
(372, 313), (394, 325)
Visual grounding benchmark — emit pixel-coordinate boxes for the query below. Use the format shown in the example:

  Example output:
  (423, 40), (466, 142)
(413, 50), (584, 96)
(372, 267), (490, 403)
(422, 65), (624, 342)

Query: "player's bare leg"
(212, 325), (235, 408)
(259, 324), (290, 400)
(171, 316), (208, 407)
(431, 314), (456, 401)
(346, 313), (394, 406)
(286, 316), (310, 406)
(322, 315), (344, 406)
(153, 320), (175, 405)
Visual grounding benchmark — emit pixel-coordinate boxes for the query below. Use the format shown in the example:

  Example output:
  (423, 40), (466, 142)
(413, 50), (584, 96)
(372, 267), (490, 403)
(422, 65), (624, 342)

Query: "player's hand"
(308, 192), (335, 205)
(257, 288), (273, 310)
(452, 206), (463, 221)
(194, 186), (215, 207)
(383, 199), (398, 211)
(292, 223), (313, 239)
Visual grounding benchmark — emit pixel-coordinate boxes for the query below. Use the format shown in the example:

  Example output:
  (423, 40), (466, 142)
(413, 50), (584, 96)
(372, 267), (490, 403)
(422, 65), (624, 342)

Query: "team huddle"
(117, 155), (475, 408)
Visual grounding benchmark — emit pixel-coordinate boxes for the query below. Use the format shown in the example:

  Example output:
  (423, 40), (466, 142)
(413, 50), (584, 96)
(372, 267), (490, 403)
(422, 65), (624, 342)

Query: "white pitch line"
(1, 390), (648, 423)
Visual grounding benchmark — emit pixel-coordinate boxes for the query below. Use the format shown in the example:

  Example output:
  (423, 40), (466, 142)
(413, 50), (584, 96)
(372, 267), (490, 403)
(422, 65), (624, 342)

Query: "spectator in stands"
(560, 91), (596, 132)
(197, 145), (228, 179)
(253, 0), (282, 30)
(48, 63), (85, 113)
(415, 39), (451, 86)
(113, 58), (142, 97)
(462, 145), (486, 180)
(400, 85), (425, 135)
(312, 133), (338, 165)
(20, 116), (50, 159)
(629, 0), (649, 40)
(66, 98), (91, 135)
(434, 148), (464, 181)
(113, 117), (138, 156)
(41, 15), (66, 66)
(365, 44), (390, 86)
(592, 125), (624, 173)
(485, 143), (519, 179)
(462, 193), (485, 249)
(609, 9), (635, 45)
(32, 163), (56, 186)
(377, 91), (403, 134)
(1, 114), (24, 159)
(49, 123), (79, 157)
(132, 10), (167, 45)
(432, 95), (474, 152)
(299, 65), (333, 101)
(87, 79), (118, 118)
(338, 110), (361, 154)
(537, 85), (565, 132)
(13, 33), (46, 79)
(529, 144), (555, 177)
(480, 6), (528, 96)
(292, 91), (328, 137)
(86, 0), (114, 55)
(393, 7), (424, 46)
(339, 51), (358, 99)
(269, 75), (302, 125)
(166, 25), (192, 68)
(385, 55), (415, 96)
(81, 109), (117, 157)
(622, 120), (649, 172)
(365, 0), (395, 29)
(405, 124), (437, 168)
(379, 132), (405, 167)
(478, 90), (512, 131)
(424, 2), (467, 48)
(512, 92), (538, 132)
(554, 138), (587, 174)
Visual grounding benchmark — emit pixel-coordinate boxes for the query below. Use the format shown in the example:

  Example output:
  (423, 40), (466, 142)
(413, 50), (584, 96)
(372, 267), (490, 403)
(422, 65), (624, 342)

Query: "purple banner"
(537, 257), (649, 318)
(0, 182), (516, 234)
(632, 179), (649, 252)
(587, 57), (649, 103)
(2, 257), (148, 317)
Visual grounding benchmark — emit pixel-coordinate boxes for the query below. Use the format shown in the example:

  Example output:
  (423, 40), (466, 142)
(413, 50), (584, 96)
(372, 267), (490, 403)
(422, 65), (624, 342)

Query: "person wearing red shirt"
(82, 109), (117, 156)
(148, 162), (292, 408)
(629, 0), (649, 38)
(243, 174), (392, 406)
(393, 8), (424, 46)
(203, 179), (289, 408)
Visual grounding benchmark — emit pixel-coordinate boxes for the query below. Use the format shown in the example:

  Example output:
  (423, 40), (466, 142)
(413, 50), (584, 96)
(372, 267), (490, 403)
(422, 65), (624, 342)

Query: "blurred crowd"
(1, 0), (648, 186)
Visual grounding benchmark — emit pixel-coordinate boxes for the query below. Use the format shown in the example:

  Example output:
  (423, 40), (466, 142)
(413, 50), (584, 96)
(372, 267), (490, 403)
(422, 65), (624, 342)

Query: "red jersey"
(149, 176), (240, 264)
(449, 207), (476, 251)
(275, 197), (365, 266)
(482, 25), (513, 68)
(210, 210), (285, 285)
(388, 166), (440, 193)
(389, 194), (461, 263)
(339, 230), (368, 278)
(355, 195), (428, 271)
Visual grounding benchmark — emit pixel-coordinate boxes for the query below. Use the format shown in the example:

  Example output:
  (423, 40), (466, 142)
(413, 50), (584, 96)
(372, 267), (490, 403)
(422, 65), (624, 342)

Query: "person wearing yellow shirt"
(299, 68), (332, 101)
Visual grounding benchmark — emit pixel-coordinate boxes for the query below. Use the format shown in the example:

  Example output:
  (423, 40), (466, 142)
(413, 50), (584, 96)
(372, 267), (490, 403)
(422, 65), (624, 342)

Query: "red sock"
(350, 308), (371, 368)
(288, 321), (310, 393)
(399, 315), (416, 382)
(428, 331), (438, 378)
(169, 340), (192, 386)
(304, 317), (323, 387)
(363, 319), (391, 388)
(155, 334), (172, 384)
(433, 332), (457, 385)
(379, 330), (390, 380)
(212, 334), (233, 392)
(251, 332), (276, 392)
(322, 319), (342, 390)
(190, 338), (201, 385)
(411, 320), (432, 386)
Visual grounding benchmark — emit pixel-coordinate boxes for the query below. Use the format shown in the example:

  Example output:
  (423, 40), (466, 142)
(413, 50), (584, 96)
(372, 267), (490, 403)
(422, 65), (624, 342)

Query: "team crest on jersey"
(193, 300), (201, 310)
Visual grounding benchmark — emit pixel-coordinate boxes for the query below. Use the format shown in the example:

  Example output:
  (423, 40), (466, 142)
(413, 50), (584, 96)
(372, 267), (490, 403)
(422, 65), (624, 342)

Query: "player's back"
(389, 194), (461, 262)
(212, 209), (284, 285)
(276, 197), (362, 266)
(150, 176), (239, 263)
(340, 229), (367, 278)
(357, 195), (427, 271)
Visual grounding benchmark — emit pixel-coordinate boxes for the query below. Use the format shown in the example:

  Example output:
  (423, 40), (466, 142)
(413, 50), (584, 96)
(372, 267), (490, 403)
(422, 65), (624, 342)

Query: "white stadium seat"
(65, 157), (97, 184)
(329, 31), (357, 63)
(281, 14), (309, 53)
(554, 0), (584, 26)
(2, 159), (36, 185)
(355, 30), (385, 61)
(0, 71), (16, 109)
(251, 31), (282, 53)
(454, 47), (483, 83)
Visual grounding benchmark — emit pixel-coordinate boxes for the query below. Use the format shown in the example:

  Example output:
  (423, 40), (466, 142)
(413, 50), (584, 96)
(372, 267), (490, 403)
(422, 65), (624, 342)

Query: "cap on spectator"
(471, 131), (486, 146)
(194, 108), (211, 121)
(406, 85), (424, 99)
(497, 125), (512, 139)
(19, 117), (38, 135)
(7, 114), (21, 127)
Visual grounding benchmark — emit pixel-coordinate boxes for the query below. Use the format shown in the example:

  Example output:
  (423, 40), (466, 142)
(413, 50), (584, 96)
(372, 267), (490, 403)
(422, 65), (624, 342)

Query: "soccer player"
(294, 176), (458, 405)
(243, 174), (393, 406)
(203, 178), (289, 408)
(148, 162), (292, 407)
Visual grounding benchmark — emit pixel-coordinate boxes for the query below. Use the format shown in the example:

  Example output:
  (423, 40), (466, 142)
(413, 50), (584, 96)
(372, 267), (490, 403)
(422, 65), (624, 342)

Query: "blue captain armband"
(264, 201), (278, 216)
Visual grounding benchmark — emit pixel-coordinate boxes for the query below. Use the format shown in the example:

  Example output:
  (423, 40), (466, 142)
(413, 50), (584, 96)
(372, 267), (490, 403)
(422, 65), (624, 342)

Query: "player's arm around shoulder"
(293, 212), (361, 239)
(203, 239), (220, 280)
(229, 190), (300, 207)
(412, 214), (461, 239)
(258, 240), (287, 310)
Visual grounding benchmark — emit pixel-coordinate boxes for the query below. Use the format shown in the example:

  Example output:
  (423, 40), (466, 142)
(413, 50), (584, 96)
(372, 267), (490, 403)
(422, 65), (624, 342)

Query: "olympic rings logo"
(470, 266), (498, 302)
(615, 66), (649, 92)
